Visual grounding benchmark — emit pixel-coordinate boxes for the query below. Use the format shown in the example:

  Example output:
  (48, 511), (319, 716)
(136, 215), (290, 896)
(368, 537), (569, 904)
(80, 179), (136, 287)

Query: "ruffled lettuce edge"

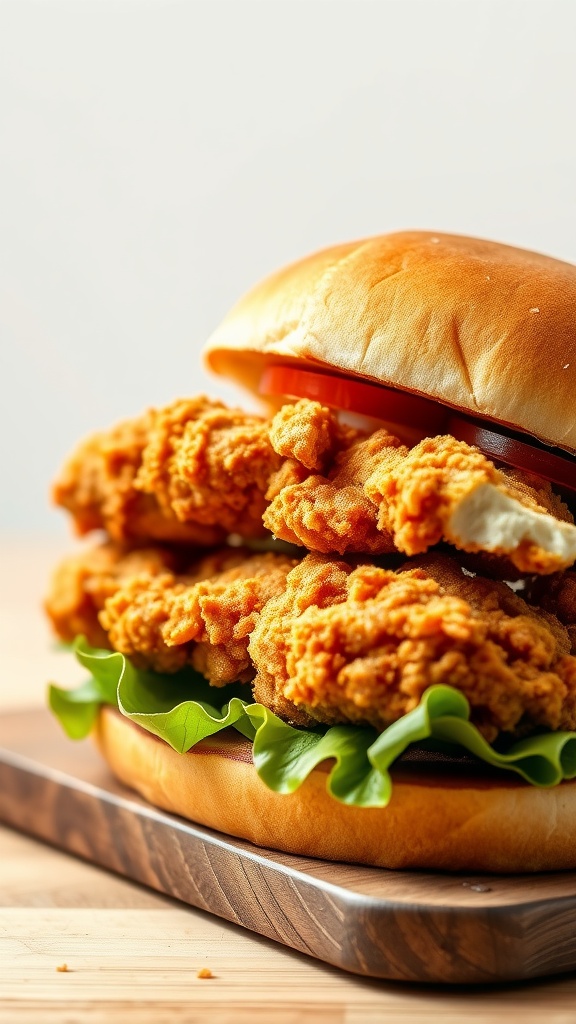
(47, 638), (576, 808)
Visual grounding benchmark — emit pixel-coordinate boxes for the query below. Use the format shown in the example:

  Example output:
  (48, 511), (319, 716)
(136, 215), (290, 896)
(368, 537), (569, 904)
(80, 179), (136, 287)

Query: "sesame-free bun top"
(203, 231), (576, 453)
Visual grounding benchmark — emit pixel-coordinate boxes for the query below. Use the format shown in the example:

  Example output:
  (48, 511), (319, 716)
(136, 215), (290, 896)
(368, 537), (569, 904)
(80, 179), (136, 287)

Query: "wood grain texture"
(0, 1007), (345, 1024)
(6, 900), (576, 1024)
(3, 709), (576, 985)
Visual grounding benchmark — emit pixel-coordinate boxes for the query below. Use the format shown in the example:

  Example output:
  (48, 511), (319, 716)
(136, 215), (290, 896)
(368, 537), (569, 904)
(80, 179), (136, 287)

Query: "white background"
(1, 0), (575, 534)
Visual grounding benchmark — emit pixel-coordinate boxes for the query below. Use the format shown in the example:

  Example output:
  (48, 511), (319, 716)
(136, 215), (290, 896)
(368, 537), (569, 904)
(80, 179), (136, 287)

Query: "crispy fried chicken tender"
(51, 413), (222, 545)
(136, 398), (280, 536)
(264, 429), (402, 555)
(45, 542), (187, 648)
(53, 398), (282, 544)
(52, 397), (355, 547)
(365, 435), (576, 574)
(267, 411), (576, 571)
(97, 548), (298, 683)
(249, 552), (576, 742)
(268, 398), (362, 471)
(47, 542), (298, 682)
(53, 395), (576, 572)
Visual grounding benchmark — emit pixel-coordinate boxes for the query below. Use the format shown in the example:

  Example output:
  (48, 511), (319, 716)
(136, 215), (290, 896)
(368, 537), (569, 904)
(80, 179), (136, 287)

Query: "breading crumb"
(56, 963), (70, 973)
(197, 967), (214, 979)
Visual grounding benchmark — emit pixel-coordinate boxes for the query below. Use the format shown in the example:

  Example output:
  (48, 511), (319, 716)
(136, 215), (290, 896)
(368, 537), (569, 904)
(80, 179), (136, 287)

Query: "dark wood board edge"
(2, 747), (576, 985)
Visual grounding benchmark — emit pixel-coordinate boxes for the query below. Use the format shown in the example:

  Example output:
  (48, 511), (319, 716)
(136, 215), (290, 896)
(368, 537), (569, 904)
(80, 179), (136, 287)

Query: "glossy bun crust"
(95, 707), (576, 872)
(203, 231), (576, 453)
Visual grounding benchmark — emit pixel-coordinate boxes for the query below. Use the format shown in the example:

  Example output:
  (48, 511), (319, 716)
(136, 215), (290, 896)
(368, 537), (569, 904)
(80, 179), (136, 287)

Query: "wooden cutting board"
(3, 708), (576, 986)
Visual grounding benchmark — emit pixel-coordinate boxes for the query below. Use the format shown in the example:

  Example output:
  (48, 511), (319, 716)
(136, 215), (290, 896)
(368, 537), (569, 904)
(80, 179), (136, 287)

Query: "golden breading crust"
(248, 552), (576, 743)
(264, 430), (402, 555)
(364, 436), (576, 574)
(135, 399), (278, 536)
(53, 396), (576, 573)
(45, 542), (190, 649)
(101, 548), (298, 682)
(47, 538), (576, 744)
(47, 542), (299, 684)
(53, 398), (281, 545)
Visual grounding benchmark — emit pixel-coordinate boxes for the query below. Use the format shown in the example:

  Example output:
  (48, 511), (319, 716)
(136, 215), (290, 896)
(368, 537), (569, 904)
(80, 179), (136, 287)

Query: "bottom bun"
(94, 706), (576, 872)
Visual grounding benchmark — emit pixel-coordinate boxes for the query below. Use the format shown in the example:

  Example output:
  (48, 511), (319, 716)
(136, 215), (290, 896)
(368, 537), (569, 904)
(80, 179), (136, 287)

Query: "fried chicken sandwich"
(47, 231), (576, 872)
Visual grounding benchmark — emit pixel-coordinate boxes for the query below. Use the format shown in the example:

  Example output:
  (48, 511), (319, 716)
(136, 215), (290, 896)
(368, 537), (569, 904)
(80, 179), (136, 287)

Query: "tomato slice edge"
(260, 363), (449, 432)
(448, 416), (576, 494)
(260, 363), (576, 495)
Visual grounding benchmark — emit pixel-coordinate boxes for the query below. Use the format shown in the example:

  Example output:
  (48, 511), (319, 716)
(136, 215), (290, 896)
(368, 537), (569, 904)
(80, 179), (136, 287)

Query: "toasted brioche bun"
(203, 231), (576, 453)
(95, 706), (576, 873)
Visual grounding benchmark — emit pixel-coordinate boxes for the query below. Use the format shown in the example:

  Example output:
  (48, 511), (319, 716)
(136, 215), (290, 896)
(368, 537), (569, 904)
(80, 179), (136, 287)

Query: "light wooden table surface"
(3, 537), (576, 1023)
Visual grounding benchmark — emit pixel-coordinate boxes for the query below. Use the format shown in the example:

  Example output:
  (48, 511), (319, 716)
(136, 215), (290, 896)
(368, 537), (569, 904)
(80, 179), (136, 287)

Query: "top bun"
(203, 231), (576, 453)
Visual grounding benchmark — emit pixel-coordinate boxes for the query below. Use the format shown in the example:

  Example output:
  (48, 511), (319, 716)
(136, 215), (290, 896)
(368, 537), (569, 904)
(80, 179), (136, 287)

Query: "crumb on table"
(56, 964), (70, 973)
(197, 967), (214, 979)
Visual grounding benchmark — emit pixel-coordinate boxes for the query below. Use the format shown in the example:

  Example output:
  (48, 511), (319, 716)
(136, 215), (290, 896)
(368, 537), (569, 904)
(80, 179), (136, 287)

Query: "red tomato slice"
(448, 416), (576, 495)
(259, 364), (449, 433)
(260, 363), (576, 495)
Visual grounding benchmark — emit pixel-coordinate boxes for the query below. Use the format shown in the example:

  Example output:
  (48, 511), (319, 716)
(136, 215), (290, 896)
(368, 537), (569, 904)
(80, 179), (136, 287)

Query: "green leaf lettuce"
(47, 638), (576, 808)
